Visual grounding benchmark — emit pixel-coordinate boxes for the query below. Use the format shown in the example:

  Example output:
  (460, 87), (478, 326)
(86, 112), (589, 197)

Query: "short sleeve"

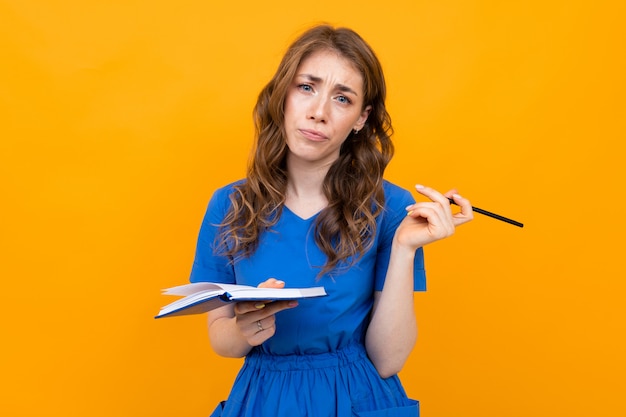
(374, 182), (427, 292)
(189, 183), (238, 284)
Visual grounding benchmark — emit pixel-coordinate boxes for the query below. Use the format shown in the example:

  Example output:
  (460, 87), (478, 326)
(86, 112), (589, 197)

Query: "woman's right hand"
(233, 278), (299, 346)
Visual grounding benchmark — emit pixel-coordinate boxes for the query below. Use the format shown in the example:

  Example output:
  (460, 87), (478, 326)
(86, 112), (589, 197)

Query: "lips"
(299, 129), (328, 141)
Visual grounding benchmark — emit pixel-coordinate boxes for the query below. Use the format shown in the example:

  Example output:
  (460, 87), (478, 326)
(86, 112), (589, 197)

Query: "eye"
(298, 84), (313, 92)
(336, 95), (352, 105)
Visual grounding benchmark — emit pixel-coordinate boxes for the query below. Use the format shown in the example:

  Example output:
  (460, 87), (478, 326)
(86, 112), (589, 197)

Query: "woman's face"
(283, 49), (371, 168)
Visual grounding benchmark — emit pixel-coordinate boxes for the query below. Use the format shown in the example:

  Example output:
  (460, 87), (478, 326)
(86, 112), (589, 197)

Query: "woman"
(190, 24), (473, 417)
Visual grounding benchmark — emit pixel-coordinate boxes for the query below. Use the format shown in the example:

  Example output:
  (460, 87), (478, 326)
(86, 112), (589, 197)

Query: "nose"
(307, 96), (328, 123)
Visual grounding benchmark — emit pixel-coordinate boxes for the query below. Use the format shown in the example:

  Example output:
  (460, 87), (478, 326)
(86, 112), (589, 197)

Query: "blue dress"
(190, 180), (426, 417)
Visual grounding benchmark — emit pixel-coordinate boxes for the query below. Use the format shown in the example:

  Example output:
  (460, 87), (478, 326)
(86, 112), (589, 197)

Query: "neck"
(284, 157), (332, 218)
(285, 156), (332, 198)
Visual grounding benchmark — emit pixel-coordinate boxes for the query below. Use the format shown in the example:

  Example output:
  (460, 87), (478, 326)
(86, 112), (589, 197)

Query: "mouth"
(298, 129), (328, 141)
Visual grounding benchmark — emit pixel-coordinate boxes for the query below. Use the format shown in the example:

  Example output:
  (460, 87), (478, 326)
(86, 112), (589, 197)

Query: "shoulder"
(204, 179), (246, 217)
(376, 180), (415, 234)
(208, 179), (246, 203)
(382, 180), (415, 209)
(373, 181), (414, 255)
(212, 179), (246, 198)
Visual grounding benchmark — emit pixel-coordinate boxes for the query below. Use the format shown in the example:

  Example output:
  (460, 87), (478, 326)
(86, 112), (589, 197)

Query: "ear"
(354, 105), (372, 131)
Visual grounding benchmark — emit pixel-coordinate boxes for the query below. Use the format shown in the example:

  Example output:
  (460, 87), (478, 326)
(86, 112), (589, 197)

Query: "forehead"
(296, 49), (364, 89)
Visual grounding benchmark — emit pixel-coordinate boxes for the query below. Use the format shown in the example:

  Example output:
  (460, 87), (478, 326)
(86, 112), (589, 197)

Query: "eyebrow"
(298, 73), (359, 97)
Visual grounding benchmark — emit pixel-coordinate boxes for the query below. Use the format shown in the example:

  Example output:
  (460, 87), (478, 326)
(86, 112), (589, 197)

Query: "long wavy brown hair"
(217, 24), (394, 276)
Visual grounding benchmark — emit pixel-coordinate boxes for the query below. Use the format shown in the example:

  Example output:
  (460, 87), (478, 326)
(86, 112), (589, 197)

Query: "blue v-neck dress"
(190, 180), (426, 417)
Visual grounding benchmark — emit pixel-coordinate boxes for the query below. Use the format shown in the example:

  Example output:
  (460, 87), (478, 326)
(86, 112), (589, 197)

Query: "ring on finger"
(257, 320), (263, 332)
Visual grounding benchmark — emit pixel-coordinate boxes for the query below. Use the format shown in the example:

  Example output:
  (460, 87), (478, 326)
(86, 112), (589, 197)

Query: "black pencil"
(448, 198), (524, 228)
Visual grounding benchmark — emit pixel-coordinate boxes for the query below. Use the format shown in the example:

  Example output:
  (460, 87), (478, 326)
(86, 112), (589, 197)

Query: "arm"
(365, 244), (418, 378)
(365, 185), (473, 378)
(207, 279), (299, 358)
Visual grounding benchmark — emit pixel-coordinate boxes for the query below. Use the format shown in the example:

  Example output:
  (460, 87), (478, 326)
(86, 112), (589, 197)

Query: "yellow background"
(1, 1), (624, 416)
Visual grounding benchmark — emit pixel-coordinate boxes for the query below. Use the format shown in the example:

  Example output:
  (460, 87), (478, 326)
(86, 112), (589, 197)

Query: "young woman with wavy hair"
(189, 24), (473, 417)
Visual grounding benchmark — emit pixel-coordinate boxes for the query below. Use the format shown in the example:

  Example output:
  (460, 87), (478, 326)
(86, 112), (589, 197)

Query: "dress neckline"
(283, 204), (322, 222)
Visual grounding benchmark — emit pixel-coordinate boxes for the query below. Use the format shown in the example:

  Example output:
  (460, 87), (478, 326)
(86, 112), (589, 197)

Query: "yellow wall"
(1, 1), (624, 416)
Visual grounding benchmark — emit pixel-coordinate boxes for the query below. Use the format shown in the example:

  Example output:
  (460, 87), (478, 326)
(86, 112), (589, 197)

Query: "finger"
(234, 278), (285, 314)
(258, 278), (285, 289)
(407, 198), (454, 228)
(449, 192), (474, 225)
(233, 299), (272, 315)
(252, 317), (270, 334)
(248, 325), (276, 346)
(245, 301), (298, 346)
(234, 297), (298, 319)
(251, 301), (295, 333)
(241, 315), (275, 345)
(412, 185), (473, 228)
(406, 204), (445, 224)
(443, 189), (459, 199)
(254, 315), (277, 333)
(235, 306), (273, 339)
(413, 184), (452, 207)
(262, 299), (299, 316)
(407, 204), (455, 237)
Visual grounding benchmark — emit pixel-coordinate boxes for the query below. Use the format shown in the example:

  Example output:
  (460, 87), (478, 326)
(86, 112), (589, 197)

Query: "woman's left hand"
(396, 184), (473, 250)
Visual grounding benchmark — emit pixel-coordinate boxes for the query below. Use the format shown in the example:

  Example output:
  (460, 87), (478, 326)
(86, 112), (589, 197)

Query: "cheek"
(283, 92), (299, 118)
(340, 112), (362, 131)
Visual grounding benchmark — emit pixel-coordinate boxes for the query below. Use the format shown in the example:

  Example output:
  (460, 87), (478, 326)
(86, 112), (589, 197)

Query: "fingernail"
(452, 193), (462, 199)
(254, 303), (265, 309)
(275, 280), (284, 285)
(288, 301), (299, 307)
(415, 184), (425, 189)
